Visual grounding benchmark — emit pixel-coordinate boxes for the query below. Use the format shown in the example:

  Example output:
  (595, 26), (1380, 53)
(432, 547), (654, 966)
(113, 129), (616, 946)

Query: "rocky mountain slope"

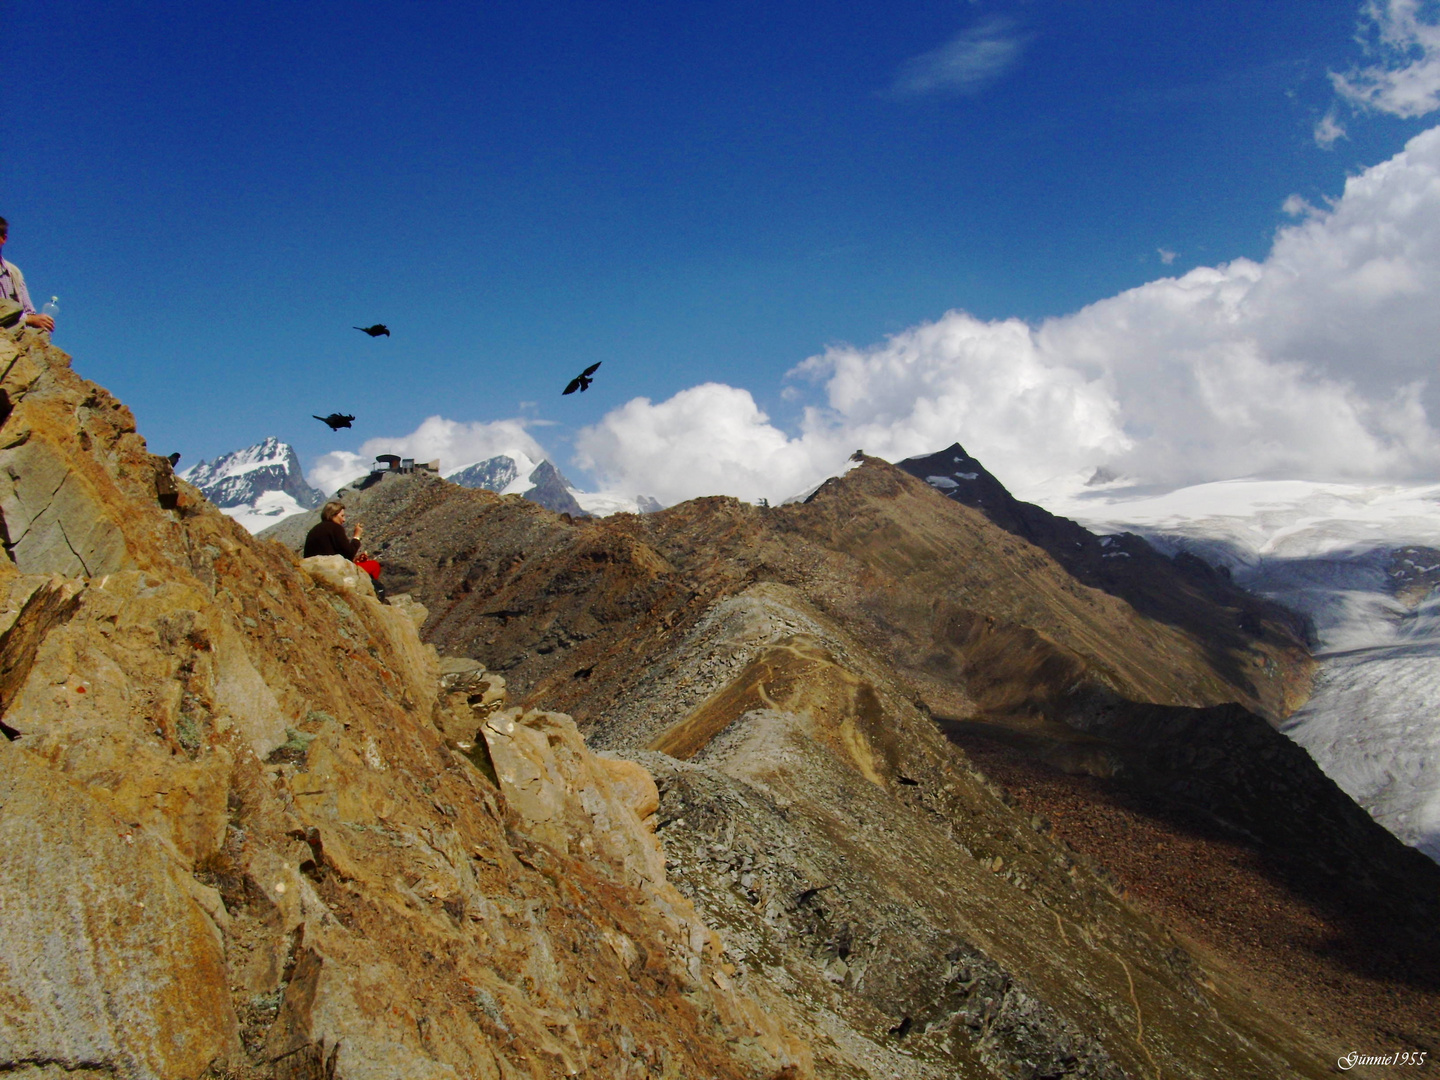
(0, 332), (808, 1079)
(262, 446), (1440, 1073)
(896, 445), (1313, 722)
(8, 325), (1437, 1077)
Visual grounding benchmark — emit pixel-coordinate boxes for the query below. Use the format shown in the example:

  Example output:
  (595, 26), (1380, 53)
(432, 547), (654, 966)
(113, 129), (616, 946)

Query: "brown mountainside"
(264, 445), (1440, 1073)
(0, 333), (810, 1078)
(894, 443), (1313, 721)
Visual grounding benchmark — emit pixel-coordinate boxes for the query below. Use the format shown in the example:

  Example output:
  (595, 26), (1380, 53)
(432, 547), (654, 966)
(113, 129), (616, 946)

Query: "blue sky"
(6, 0), (1440, 501)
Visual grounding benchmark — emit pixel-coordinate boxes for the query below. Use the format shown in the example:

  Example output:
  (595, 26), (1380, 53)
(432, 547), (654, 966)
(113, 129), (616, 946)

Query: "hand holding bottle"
(28, 296), (57, 332)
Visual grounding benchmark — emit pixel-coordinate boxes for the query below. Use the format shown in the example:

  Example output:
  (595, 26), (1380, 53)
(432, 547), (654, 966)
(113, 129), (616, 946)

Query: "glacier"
(1048, 478), (1440, 862)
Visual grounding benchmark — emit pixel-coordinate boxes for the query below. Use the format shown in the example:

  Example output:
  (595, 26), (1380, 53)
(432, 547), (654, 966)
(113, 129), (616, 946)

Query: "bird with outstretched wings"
(314, 413), (356, 430)
(354, 324), (390, 337)
(563, 362), (602, 395)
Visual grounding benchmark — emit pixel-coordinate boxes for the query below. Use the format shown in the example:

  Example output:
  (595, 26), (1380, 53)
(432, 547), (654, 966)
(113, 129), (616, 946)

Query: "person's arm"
(9, 265), (51, 331)
(345, 521), (365, 561)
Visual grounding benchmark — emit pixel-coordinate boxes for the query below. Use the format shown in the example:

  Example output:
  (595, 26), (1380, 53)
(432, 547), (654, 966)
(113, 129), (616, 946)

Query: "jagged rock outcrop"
(0, 330), (809, 1079)
(262, 438), (1440, 1073)
(522, 460), (587, 517)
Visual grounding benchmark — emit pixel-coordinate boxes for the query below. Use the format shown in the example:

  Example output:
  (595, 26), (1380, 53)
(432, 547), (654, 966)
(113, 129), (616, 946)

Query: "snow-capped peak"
(446, 451), (661, 517)
(446, 449), (542, 497)
(182, 436), (294, 487)
(182, 437), (324, 518)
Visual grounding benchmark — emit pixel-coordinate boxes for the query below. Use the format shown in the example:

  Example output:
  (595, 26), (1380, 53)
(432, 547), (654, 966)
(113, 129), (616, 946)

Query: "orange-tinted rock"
(0, 330), (810, 1079)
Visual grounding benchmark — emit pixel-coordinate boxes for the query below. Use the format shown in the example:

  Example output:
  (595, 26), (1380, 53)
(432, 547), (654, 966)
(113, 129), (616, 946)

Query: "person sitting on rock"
(304, 500), (364, 559)
(0, 217), (54, 333)
(304, 500), (388, 603)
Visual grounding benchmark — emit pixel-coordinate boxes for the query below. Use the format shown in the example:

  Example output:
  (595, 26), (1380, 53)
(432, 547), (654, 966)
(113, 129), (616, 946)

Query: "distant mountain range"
(182, 440), (662, 531)
(447, 450), (662, 517)
(446, 451), (589, 517)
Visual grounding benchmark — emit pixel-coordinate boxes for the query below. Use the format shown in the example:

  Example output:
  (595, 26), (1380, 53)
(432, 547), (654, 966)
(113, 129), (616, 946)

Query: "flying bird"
(314, 413), (356, 431)
(354, 324), (390, 337)
(563, 362), (602, 396)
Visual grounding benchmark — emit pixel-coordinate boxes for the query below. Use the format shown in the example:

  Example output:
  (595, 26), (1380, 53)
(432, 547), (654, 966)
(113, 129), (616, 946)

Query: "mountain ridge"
(272, 440), (1440, 1067)
(8, 327), (1436, 1076)
(896, 443), (1313, 722)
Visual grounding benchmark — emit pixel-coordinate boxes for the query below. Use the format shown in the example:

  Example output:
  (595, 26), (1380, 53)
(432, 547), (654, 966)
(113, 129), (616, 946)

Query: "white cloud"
(1281, 193), (1319, 217)
(889, 17), (1028, 97)
(1333, 0), (1440, 118)
(576, 124), (1440, 503)
(575, 319), (1131, 504)
(1314, 109), (1349, 148)
(308, 451), (371, 495)
(306, 416), (547, 494)
(1158, 247), (1178, 265)
(573, 384), (828, 506)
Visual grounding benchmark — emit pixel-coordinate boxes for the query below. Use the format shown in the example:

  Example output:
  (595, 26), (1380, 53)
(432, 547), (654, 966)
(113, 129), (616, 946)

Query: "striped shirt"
(0, 260), (35, 323)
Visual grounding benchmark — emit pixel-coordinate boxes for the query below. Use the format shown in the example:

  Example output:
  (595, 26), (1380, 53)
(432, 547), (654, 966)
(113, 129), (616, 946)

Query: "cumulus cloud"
(571, 384), (831, 506)
(889, 16), (1029, 97)
(1333, 0), (1440, 118)
(577, 124), (1440, 503)
(575, 319), (1132, 504)
(306, 416), (546, 494)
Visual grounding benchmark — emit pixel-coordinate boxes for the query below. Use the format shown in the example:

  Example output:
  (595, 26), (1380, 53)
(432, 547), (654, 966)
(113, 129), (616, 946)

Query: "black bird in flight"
(563, 362), (602, 395)
(314, 413), (356, 430)
(354, 324), (390, 337)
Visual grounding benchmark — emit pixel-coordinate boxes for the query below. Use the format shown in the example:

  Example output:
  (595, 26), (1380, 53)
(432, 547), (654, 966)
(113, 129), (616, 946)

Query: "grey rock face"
(448, 454), (521, 493)
(0, 744), (239, 1076)
(523, 460), (587, 516)
(0, 437), (129, 576)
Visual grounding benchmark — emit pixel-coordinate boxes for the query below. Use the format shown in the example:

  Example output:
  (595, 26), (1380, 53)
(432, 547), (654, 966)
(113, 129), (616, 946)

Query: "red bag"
(355, 559), (382, 581)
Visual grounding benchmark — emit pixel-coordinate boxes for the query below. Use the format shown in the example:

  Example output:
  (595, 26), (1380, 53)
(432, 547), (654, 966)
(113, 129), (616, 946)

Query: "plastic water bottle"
(41, 296), (58, 319)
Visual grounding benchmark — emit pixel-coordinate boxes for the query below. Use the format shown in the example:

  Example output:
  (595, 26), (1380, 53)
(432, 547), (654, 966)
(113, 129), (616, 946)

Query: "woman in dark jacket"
(303, 500), (387, 602)
(304, 500), (363, 559)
